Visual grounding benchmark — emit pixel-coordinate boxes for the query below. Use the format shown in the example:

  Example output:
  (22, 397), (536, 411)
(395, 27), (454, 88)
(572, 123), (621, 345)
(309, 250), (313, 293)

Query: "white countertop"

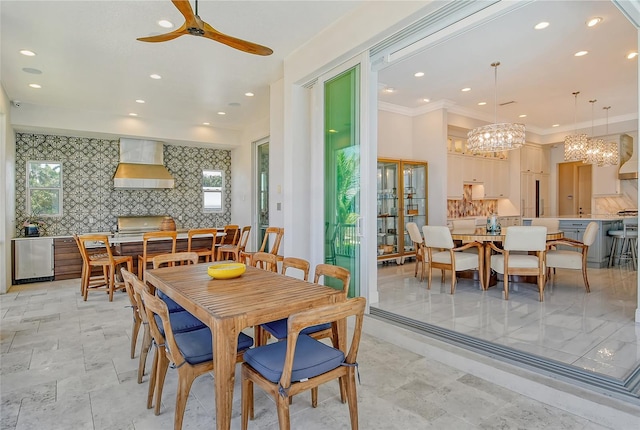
(12, 231), (222, 243)
(522, 215), (631, 221)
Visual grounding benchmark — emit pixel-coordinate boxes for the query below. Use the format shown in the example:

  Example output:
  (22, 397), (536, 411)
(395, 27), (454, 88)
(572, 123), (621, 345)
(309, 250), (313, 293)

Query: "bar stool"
(608, 218), (638, 270)
(137, 231), (177, 280)
(77, 234), (133, 301)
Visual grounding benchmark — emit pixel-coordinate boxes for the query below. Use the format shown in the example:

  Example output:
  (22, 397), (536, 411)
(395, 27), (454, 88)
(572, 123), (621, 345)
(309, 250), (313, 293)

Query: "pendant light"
(467, 62), (525, 152)
(583, 99), (604, 165)
(600, 106), (620, 166)
(563, 91), (588, 161)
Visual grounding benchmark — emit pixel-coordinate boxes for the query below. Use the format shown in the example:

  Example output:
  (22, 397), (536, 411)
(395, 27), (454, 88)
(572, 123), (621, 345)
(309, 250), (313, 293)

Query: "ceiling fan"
(137, 0), (273, 56)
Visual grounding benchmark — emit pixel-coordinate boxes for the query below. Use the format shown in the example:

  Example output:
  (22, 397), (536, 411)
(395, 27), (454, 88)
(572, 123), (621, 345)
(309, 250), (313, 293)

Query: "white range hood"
(113, 139), (175, 189)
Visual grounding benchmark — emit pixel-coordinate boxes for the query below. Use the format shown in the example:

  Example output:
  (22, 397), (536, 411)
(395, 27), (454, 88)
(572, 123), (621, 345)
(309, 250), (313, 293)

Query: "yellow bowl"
(207, 263), (246, 279)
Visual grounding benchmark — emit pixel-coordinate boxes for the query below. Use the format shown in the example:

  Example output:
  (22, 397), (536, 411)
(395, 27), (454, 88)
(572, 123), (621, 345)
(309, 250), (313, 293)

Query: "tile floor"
(375, 261), (640, 379)
(1, 278), (635, 429)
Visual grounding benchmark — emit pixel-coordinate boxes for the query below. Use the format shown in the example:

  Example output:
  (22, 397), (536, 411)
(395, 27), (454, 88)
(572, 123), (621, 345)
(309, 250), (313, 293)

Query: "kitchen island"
(522, 215), (630, 268)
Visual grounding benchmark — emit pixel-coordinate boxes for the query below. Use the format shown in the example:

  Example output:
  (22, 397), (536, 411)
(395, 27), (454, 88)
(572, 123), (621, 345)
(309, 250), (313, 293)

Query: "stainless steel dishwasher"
(14, 238), (55, 283)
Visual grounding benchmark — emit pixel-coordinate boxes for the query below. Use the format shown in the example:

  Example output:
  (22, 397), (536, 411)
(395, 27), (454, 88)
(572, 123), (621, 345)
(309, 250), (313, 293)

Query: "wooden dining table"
(450, 227), (564, 290)
(144, 263), (345, 430)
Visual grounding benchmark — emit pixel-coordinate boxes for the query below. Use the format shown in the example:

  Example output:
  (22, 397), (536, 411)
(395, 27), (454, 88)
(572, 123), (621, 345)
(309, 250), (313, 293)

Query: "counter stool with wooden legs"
(74, 233), (110, 296)
(217, 226), (251, 262)
(77, 234), (133, 301)
(187, 228), (220, 262)
(138, 231), (177, 280)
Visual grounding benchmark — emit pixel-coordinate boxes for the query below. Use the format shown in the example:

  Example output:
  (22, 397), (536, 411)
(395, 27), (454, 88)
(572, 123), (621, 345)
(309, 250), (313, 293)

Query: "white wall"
(378, 110), (413, 159)
(1, 85), (16, 293)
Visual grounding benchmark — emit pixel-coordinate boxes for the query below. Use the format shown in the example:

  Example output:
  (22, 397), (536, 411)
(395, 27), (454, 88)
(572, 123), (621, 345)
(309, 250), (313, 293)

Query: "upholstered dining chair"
(489, 226), (547, 301)
(186, 228), (219, 262)
(217, 225), (251, 262)
(422, 225), (483, 294)
(241, 226), (284, 266)
(121, 268), (144, 365)
(451, 219), (477, 230)
(140, 284), (252, 430)
(406, 222), (427, 281)
(531, 218), (560, 232)
(137, 231), (177, 280)
(76, 234), (133, 301)
(241, 297), (366, 430)
(546, 222), (598, 292)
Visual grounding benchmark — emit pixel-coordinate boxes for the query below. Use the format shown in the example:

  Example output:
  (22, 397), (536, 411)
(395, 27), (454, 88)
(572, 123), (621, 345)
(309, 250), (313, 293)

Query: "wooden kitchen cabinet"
(54, 237), (83, 280)
(520, 143), (550, 174)
(377, 158), (428, 263)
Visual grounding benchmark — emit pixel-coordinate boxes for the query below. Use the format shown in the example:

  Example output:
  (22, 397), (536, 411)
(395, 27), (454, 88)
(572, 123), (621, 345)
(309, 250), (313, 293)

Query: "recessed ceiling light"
(22, 67), (42, 74)
(422, 98), (430, 103)
(384, 87), (395, 93)
(28, 83), (41, 89)
(478, 101), (487, 106)
(552, 124), (560, 127)
(203, 122), (210, 126)
(586, 17), (602, 27)
(150, 74), (162, 79)
(519, 114), (527, 118)
(627, 52), (638, 59)
(414, 72), (425, 77)
(158, 20), (173, 28)
(245, 92), (254, 97)
(135, 99), (145, 104)
(461, 87), (471, 92)
(217, 111), (226, 115)
(534, 22), (549, 30)
(574, 51), (588, 57)
(129, 113), (138, 116)
(20, 50), (36, 56)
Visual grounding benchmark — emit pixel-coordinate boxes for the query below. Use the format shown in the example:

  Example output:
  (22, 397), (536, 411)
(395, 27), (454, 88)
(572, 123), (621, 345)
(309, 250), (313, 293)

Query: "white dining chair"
(545, 222), (598, 292)
(406, 222), (427, 281)
(531, 218), (559, 232)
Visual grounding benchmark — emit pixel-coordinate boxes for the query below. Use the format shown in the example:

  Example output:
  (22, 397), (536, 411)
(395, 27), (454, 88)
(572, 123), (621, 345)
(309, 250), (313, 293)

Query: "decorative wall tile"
(15, 133), (232, 237)
(447, 185), (497, 218)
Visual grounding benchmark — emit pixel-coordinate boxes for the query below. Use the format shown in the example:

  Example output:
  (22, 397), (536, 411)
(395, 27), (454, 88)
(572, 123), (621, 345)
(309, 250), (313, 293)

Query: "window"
(27, 161), (63, 216)
(203, 169), (223, 212)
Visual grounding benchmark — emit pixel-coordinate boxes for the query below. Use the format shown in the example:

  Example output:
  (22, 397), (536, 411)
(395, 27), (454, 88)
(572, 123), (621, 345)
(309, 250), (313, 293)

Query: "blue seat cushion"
(155, 310), (205, 335)
(262, 319), (332, 340)
(174, 328), (254, 365)
(157, 290), (184, 313)
(243, 334), (344, 383)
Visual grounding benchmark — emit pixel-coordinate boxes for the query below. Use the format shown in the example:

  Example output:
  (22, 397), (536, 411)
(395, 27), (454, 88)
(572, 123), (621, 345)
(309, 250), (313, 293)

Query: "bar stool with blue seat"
(608, 218), (638, 270)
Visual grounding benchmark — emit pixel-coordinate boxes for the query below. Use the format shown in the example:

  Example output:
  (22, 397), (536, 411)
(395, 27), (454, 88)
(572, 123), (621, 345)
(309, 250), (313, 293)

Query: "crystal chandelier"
(583, 99), (604, 165)
(564, 91), (588, 161)
(467, 62), (525, 152)
(600, 106), (620, 166)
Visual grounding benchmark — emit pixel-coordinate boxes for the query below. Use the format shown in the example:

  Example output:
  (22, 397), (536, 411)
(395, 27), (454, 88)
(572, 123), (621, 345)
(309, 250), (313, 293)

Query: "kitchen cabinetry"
(377, 158), (428, 262)
(447, 154), (509, 199)
(592, 163), (620, 196)
(520, 144), (550, 174)
(521, 172), (550, 217)
(53, 237), (83, 280)
(447, 155), (464, 199)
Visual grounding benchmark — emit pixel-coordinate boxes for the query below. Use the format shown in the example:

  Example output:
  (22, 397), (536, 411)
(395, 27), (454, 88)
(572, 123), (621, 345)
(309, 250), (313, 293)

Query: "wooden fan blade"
(137, 24), (189, 42)
(171, 0), (199, 28)
(202, 22), (273, 56)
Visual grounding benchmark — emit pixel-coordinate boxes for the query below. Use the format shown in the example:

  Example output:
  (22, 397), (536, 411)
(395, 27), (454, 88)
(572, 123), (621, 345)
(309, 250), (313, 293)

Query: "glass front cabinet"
(377, 158), (428, 263)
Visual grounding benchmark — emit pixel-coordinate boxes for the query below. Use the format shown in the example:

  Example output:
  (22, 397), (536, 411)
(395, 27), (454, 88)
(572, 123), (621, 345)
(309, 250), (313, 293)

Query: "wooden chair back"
(258, 227), (285, 255)
(313, 263), (351, 299)
(152, 251), (199, 269)
(142, 231), (177, 261)
(187, 228), (220, 262)
(217, 226), (251, 262)
(222, 224), (240, 245)
(281, 257), (310, 281)
(250, 252), (278, 272)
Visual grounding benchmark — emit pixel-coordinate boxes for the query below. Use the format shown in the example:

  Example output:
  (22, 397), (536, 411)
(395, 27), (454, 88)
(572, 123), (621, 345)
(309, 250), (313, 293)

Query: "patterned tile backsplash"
(15, 133), (232, 237)
(447, 184), (497, 218)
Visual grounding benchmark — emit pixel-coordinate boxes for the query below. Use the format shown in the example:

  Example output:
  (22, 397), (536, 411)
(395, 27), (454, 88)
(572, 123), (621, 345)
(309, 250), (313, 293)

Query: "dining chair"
(260, 263), (350, 348)
(406, 222), (427, 281)
(241, 297), (366, 430)
(241, 226), (284, 266)
(186, 228), (219, 262)
(137, 231), (177, 280)
(489, 226), (547, 301)
(221, 224), (240, 245)
(140, 285), (252, 430)
(76, 234), (133, 301)
(121, 268), (144, 364)
(73, 233), (109, 295)
(217, 225), (251, 262)
(249, 251), (278, 272)
(127, 269), (205, 384)
(545, 221), (598, 292)
(422, 225), (483, 294)
(451, 219), (477, 230)
(531, 218), (559, 232)
(281, 257), (310, 281)
(152, 252), (199, 313)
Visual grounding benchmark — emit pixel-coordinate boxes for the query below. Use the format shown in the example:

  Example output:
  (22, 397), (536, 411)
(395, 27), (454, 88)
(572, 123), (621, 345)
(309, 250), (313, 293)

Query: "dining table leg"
(212, 317), (239, 430)
(483, 243), (492, 290)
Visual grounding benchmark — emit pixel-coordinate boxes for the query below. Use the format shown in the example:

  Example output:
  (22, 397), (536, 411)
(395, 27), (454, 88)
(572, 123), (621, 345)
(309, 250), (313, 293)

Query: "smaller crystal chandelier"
(564, 91), (589, 161)
(467, 62), (525, 152)
(583, 99), (604, 165)
(600, 106), (620, 166)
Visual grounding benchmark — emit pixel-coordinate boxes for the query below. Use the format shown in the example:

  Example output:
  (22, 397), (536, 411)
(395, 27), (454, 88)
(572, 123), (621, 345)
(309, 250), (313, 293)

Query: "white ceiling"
(1, 0), (361, 131)
(378, 1), (638, 138)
